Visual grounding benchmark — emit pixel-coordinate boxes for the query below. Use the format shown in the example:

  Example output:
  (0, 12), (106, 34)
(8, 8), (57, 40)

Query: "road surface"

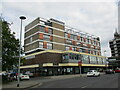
(37, 73), (119, 88)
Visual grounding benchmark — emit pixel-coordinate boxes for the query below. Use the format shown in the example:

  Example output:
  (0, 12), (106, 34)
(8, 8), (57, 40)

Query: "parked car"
(115, 68), (120, 73)
(87, 70), (100, 77)
(25, 71), (34, 77)
(17, 73), (30, 80)
(105, 69), (115, 74)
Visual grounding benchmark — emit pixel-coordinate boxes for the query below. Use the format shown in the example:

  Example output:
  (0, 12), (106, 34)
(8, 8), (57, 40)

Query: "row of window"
(39, 25), (100, 47)
(65, 39), (100, 50)
(63, 53), (106, 64)
(65, 33), (100, 46)
(65, 46), (100, 55)
(39, 42), (53, 49)
(39, 33), (53, 41)
(40, 26), (53, 34)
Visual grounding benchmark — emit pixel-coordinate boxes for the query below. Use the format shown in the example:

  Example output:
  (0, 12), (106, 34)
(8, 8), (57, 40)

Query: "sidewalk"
(2, 74), (87, 89)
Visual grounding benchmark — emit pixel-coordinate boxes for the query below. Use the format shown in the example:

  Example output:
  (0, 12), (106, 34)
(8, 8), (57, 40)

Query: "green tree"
(1, 17), (20, 71)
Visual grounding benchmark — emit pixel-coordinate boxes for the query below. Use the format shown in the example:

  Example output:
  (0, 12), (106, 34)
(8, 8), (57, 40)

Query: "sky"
(1, 0), (119, 57)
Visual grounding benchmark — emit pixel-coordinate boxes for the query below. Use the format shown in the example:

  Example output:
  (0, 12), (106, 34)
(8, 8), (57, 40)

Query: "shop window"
(63, 54), (69, 61)
(81, 55), (89, 64)
(89, 56), (97, 64)
(97, 57), (103, 64)
(102, 58), (106, 64)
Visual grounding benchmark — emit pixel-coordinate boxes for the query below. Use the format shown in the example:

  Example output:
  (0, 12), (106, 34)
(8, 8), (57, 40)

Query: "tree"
(1, 17), (20, 71)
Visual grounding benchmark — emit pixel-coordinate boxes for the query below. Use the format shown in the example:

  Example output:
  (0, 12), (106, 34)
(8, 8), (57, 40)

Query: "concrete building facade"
(21, 17), (107, 76)
(109, 29), (120, 68)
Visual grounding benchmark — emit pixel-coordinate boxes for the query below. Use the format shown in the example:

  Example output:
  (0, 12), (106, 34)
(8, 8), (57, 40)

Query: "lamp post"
(78, 60), (82, 77)
(104, 50), (108, 70)
(17, 16), (26, 87)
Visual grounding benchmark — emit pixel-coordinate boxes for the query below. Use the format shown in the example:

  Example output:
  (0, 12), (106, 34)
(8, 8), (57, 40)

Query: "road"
(36, 73), (119, 88)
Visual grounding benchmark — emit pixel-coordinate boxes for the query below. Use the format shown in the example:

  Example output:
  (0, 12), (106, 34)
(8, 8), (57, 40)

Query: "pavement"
(2, 73), (105, 89)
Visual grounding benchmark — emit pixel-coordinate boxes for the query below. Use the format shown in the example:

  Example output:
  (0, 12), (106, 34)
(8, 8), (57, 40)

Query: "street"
(35, 73), (119, 88)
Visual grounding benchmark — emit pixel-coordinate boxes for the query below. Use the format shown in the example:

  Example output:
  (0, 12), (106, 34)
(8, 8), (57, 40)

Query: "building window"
(87, 39), (89, 44)
(79, 48), (82, 52)
(39, 42), (43, 48)
(66, 39), (72, 45)
(30, 37), (33, 43)
(89, 39), (91, 44)
(66, 46), (69, 51)
(65, 33), (68, 38)
(88, 50), (91, 54)
(98, 42), (100, 46)
(47, 43), (53, 49)
(73, 47), (76, 51)
(82, 48), (86, 53)
(48, 28), (53, 34)
(70, 34), (74, 39)
(81, 37), (84, 42)
(63, 54), (69, 61)
(44, 34), (50, 41)
(40, 26), (45, 32)
(73, 35), (77, 40)
(76, 42), (81, 46)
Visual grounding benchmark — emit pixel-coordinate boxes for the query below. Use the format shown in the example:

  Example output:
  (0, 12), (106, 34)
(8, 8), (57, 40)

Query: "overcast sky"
(1, 0), (119, 57)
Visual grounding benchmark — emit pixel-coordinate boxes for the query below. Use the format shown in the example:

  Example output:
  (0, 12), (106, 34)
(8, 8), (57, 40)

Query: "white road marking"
(81, 85), (87, 88)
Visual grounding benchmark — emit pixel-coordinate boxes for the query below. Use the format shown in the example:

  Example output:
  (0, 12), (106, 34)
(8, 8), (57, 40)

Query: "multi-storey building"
(109, 29), (120, 68)
(109, 30), (120, 57)
(21, 17), (106, 76)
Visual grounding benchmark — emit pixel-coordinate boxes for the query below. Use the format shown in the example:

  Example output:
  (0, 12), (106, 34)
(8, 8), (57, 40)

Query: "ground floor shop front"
(20, 64), (107, 77)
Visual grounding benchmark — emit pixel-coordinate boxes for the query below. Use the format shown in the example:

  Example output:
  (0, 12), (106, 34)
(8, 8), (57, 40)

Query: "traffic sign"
(78, 61), (82, 66)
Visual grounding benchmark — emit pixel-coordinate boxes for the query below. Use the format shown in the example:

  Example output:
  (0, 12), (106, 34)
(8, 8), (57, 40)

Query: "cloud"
(2, 1), (118, 57)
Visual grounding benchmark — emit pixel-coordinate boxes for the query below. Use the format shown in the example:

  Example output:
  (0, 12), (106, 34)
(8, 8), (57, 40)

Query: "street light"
(17, 16), (26, 87)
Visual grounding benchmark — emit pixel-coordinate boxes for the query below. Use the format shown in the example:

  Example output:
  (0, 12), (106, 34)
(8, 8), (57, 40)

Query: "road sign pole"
(79, 66), (81, 77)
(78, 61), (82, 77)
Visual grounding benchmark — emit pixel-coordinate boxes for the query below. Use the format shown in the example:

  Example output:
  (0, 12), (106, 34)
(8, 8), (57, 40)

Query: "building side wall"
(24, 53), (62, 65)
(52, 22), (65, 51)
(25, 17), (39, 31)
(25, 26), (39, 38)
(24, 41), (39, 52)
(109, 39), (120, 57)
